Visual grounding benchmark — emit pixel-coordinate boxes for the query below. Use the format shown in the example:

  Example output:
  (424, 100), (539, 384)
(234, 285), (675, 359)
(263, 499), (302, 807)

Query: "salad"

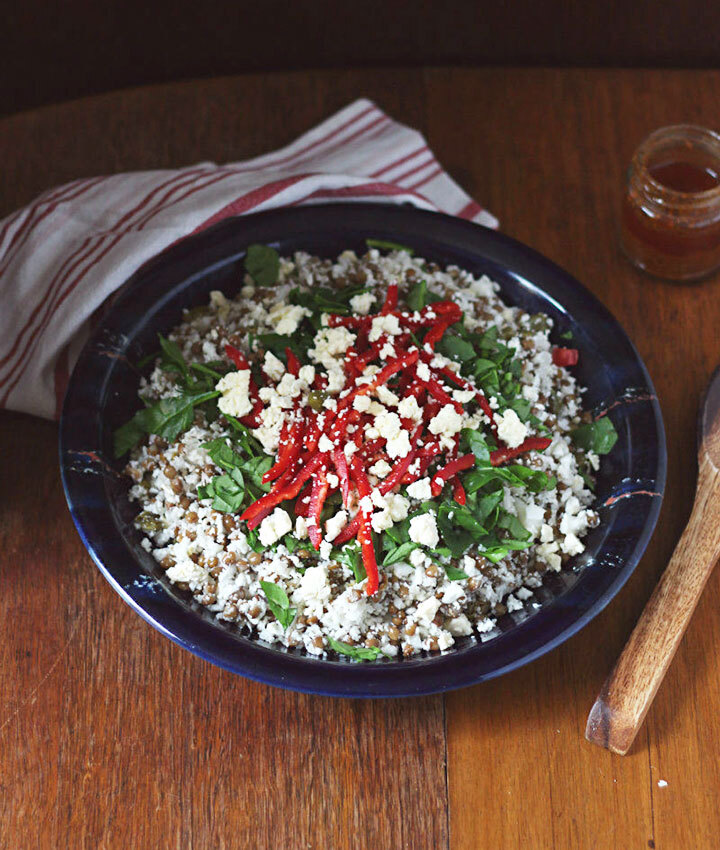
(116, 242), (617, 660)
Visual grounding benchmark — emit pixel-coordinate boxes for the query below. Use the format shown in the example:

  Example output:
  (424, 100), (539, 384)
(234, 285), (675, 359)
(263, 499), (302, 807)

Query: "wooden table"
(2, 68), (719, 850)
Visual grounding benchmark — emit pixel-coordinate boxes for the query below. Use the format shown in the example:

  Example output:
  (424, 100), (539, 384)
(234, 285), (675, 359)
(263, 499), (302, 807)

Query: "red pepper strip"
(225, 343), (250, 370)
(490, 437), (552, 467)
(552, 347), (579, 367)
(240, 452), (326, 523)
(380, 283), (398, 315)
(378, 424), (423, 494)
(307, 470), (330, 550)
(326, 314), (371, 329)
(331, 448), (352, 507)
(430, 453), (476, 496)
(261, 419), (290, 482)
(333, 513), (360, 546)
(452, 478), (467, 505)
(240, 396), (264, 428)
(262, 417), (303, 484)
(423, 320), (453, 351)
(349, 457), (379, 596)
(294, 480), (312, 517)
(348, 338), (384, 374)
(245, 463), (298, 530)
(338, 350), (420, 411)
(285, 347), (300, 376)
(420, 377), (463, 413)
(305, 412), (321, 453)
(313, 372), (327, 390)
(356, 438), (387, 461)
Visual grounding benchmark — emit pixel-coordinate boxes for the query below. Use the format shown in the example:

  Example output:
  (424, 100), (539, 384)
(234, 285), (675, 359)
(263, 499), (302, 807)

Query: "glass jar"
(620, 125), (720, 281)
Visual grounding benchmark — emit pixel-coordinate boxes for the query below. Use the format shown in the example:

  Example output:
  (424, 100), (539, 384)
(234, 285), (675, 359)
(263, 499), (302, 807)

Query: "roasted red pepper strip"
(338, 350), (420, 411)
(380, 283), (398, 315)
(285, 347), (301, 376)
(225, 343), (250, 370)
(350, 456), (379, 596)
(240, 452), (326, 523)
(333, 513), (360, 546)
(423, 320), (452, 351)
(452, 478), (466, 505)
(294, 480), (312, 517)
(490, 437), (552, 466)
(307, 470), (329, 550)
(331, 448), (352, 507)
(378, 424), (423, 494)
(262, 417), (303, 483)
(420, 377), (463, 413)
(552, 347), (579, 367)
(430, 453), (475, 496)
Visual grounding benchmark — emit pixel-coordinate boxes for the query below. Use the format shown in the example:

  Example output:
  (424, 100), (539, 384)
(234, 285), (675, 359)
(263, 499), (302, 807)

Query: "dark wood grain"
(1, 68), (720, 849)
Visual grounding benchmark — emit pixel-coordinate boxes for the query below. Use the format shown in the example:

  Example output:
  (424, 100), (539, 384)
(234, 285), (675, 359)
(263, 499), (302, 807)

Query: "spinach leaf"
(245, 244), (280, 286)
(437, 333), (476, 363)
(571, 416), (618, 455)
(382, 541), (418, 567)
(460, 428), (491, 464)
(158, 334), (189, 379)
(445, 565), (469, 581)
(407, 279), (428, 311)
(260, 580), (296, 629)
(114, 390), (220, 457)
(333, 541), (366, 583)
(198, 470), (245, 513)
(365, 238), (415, 255)
(326, 636), (386, 661)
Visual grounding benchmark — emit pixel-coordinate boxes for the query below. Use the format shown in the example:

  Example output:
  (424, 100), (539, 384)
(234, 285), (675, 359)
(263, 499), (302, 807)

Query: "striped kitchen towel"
(0, 98), (497, 420)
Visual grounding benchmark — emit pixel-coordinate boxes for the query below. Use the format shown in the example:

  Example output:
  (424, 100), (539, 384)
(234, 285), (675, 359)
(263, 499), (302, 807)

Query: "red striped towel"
(0, 98), (497, 420)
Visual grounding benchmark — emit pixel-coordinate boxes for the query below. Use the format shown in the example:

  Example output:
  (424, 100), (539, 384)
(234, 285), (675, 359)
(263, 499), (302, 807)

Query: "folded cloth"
(0, 98), (497, 421)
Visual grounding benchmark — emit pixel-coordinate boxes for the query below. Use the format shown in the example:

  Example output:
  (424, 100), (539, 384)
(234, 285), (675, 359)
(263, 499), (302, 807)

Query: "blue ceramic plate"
(60, 203), (666, 697)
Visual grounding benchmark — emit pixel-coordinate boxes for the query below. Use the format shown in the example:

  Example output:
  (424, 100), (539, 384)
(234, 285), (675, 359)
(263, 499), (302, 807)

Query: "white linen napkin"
(0, 98), (497, 420)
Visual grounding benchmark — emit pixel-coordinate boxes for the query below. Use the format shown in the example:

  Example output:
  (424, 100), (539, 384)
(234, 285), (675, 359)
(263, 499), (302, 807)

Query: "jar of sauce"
(620, 125), (720, 281)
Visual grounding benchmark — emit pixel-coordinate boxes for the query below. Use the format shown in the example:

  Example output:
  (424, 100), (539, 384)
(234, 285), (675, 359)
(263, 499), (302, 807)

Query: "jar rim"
(632, 124), (720, 203)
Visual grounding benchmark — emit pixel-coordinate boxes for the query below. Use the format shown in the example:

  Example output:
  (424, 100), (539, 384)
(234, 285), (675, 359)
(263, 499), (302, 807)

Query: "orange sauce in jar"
(620, 126), (720, 281)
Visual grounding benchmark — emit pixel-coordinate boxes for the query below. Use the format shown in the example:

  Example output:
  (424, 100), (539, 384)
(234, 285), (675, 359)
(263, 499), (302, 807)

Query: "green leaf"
(382, 541), (418, 566)
(260, 580), (296, 629)
(326, 635), (386, 661)
(333, 541), (366, 583)
(445, 565), (469, 581)
(461, 428), (491, 464)
(365, 238), (415, 255)
(158, 334), (189, 379)
(437, 333), (476, 363)
(113, 418), (145, 458)
(571, 416), (618, 455)
(407, 279), (428, 311)
(560, 330), (574, 340)
(202, 438), (240, 471)
(508, 398), (531, 422)
(113, 389), (220, 456)
(246, 244), (280, 286)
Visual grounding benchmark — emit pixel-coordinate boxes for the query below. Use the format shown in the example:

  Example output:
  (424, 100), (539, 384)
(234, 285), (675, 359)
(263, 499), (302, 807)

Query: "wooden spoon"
(586, 367), (720, 755)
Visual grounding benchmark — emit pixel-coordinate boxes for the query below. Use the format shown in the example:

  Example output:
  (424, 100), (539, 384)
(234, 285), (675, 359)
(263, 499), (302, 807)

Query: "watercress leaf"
(571, 416), (619, 455)
(326, 635), (385, 661)
(407, 279), (428, 311)
(365, 238), (415, 255)
(202, 438), (240, 472)
(445, 565), (469, 581)
(245, 244), (280, 286)
(260, 580), (296, 629)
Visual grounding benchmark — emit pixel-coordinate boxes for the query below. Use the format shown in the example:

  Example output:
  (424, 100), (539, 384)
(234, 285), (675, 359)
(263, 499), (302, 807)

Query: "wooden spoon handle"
(586, 455), (720, 755)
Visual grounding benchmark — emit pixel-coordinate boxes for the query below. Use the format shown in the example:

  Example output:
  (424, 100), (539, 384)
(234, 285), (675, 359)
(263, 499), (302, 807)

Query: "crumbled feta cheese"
(407, 478), (433, 501)
(215, 370), (252, 418)
(318, 434), (334, 453)
(258, 508), (292, 547)
(349, 292), (376, 315)
(415, 596), (441, 625)
(397, 395), (422, 422)
(295, 516), (309, 540)
(263, 350), (285, 382)
(495, 409), (528, 449)
(368, 314), (401, 342)
(561, 533), (585, 556)
(369, 459), (392, 478)
(353, 395), (371, 413)
(409, 513), (439, 548)
(428, 404), (464, 439)
(268, 303), (311, 335)
(376, 385), (399, 406)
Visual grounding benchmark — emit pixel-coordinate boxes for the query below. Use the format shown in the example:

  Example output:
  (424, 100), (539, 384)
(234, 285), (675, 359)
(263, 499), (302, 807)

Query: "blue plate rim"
(59, 202), (667, 697)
